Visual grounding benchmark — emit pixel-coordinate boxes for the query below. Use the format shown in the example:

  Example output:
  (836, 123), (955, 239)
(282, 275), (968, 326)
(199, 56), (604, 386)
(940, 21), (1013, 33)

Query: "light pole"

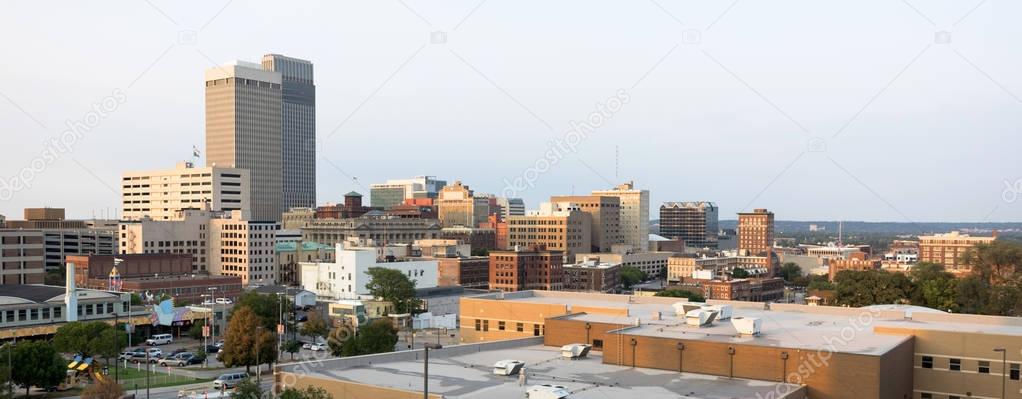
(255, 326), (264, 383)
(113, 312), (119, 383)
(994, 348), (1007, 399)
(423, 343), (442, 399)
(208, 287), (218, 345)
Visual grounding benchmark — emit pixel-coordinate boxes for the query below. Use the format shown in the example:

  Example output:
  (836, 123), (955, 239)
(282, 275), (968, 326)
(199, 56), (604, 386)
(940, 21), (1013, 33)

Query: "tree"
(908, 263), (958, 312)
(222, 307), (279, 372)
(54, 321), (127, 363)
(730, 268), (750, 279)
(833, 270), (912, 307)
(130, 293), (143, 306)
(188, 319), (207, 340)
(10, 341), (65, 397)
(233, 378), (263, 399)
(618, 266), (646, 289)
(365, 267), (420, 314)
(340, 319), (398, 357)
(283, 340), (302, 360)
(654, 290), (706, 302)
(956, 241), (1022, 316)
(233, 291), (290, 330)
(779, 263), (802, 283)
(300, 311), (329, 340)
(279, 386), (332, 399)
(81, 378), (124, 399)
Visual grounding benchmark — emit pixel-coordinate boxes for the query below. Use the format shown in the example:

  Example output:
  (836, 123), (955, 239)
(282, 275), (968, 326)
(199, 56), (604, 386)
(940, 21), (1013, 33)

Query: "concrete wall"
(275, 374), (443, 399)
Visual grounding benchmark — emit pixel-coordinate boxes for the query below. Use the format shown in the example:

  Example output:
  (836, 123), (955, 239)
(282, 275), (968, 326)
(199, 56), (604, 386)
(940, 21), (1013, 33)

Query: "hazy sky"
(1, 0), (1020, 222)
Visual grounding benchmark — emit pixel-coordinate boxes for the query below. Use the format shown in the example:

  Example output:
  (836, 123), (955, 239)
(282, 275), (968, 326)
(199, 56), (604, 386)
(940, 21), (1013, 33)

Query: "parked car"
(204, 344), (220, 354)
(146, 348), (163, 359)
(214, 298), (233, 305)
(212, 373), (248, 390)
(295, 314), (308, 322)
(119, 348), (146, 360)
(309, 343), (327, 351)
(159, 353), (201, 367)
(214, 340), (225, 348)
(168, 348), (188, 357)
(145, 333), (173, 346)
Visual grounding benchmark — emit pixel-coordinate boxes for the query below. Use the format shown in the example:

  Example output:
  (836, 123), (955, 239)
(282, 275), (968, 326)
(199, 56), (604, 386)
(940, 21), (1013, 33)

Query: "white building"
(300, 244), (439, 300)
(121, 161), (250, 221)
(593, 182), (649, 251)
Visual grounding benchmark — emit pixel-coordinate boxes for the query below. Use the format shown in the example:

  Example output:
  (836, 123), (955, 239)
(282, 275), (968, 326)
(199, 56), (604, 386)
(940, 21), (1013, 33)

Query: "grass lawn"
(112, 366), (212, 389)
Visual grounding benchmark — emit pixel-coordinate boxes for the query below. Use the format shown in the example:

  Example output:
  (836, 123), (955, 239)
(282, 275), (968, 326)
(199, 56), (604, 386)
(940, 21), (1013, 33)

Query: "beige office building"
(507, 210), (591, 262)
(437, 181), (489, 228)
(209, 211), (280, 286)
(575, 251), (673, 279)
(549, 195), (622, 252)
(119, 209), (213, 272)
(205, 61), (283, 221)
(121, 161), (250, 221)
(593, 181), (649, 251)
(919, 231), (997, 274)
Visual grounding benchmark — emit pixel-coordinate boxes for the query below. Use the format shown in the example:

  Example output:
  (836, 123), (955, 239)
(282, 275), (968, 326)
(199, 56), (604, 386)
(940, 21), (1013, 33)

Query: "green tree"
(279, 386), (332, 399)
(779, 263), (802, 283)
(340, 319), (398, 357)
(618, 266), (646, 289)
(300, 311), (329, 340)
(908, 263), (958, 312)
(654, 290), (706, 302)
(365, 267), (420, 314)
(833, 270), (912, 307)
(53, 321), (127, 366)
(232, 378), (263, 399)
(130, 293), (143, 306)
(222, 307), (279, 372)
(10, 341), (65, 397)
(730, 268), (751, 279)
(805, 275), (834, 291)
(188, 319), (207, 340)
(233, 291), (291, 330)
(956, 241), (1022, 316)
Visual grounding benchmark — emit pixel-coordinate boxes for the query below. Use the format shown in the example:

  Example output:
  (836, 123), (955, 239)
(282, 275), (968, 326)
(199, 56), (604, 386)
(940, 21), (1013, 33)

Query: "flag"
(193, 146), (201, 158)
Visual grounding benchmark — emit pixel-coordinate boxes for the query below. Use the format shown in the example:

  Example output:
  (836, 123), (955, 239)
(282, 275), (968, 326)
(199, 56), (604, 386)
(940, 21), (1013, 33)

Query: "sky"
(1, 0), (1020, 222)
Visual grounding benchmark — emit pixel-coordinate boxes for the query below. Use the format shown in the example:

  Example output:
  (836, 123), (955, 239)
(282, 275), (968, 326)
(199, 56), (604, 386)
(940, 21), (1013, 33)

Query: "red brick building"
(489, 245), (563, 291)
(67, 253), (242, 304)
(315, 192), (377, 219)
(437, 256), (490, 289)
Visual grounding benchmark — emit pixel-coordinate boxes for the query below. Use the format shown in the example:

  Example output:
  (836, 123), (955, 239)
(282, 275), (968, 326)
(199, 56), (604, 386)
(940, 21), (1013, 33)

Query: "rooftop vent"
(732, 317), (762, 336)
(701, 304), (732, 320)
(685, 309), (718, 327)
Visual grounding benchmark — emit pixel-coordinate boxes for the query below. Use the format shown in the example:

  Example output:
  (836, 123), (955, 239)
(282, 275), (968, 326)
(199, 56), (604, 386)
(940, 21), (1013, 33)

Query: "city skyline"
(2, 1), (1021, 222)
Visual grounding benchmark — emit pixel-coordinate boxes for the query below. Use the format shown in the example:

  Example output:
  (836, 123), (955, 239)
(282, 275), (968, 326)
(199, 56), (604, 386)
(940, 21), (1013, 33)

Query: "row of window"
(473, 319), (543, 336)
(921, 355), (1020, 379)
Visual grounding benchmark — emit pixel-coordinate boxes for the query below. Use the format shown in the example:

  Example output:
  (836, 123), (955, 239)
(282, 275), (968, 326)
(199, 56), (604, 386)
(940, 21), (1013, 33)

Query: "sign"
(276, 324), (285, 335)
(202, 325), (211, 337)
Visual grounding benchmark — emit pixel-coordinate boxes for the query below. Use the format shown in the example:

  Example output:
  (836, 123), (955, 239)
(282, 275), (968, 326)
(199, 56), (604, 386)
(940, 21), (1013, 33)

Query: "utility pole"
(114, 312), (119, 383)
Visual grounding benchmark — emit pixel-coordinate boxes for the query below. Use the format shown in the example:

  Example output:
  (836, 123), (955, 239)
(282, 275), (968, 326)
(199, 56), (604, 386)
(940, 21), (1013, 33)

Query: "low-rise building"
(667, 254), (773, 283)
(436, 256), (489, 289)
(275, 241), (335, 286)
(300, 244), (439, 300)
(574, 251), (672, 278)
(828, 255), (882, 281)
(301, 214), (442, 246)
(67, 253), (243, 304)
(563, 259), (620, 292)
(488, 245), (564, 292)
(0, 229), (45, 284)
(919, 231), (997, 274)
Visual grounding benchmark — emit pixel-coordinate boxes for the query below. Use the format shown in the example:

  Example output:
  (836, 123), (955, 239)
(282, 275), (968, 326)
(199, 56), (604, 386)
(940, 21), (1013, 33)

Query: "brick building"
(488, 245), (563, 292)
(436, 256), (490, 289)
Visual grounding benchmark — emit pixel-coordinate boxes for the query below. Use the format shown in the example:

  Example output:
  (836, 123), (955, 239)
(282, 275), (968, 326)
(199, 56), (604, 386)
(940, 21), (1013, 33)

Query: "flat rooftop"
(475, 291), (1022, 355)
(292, 344), (799, 399)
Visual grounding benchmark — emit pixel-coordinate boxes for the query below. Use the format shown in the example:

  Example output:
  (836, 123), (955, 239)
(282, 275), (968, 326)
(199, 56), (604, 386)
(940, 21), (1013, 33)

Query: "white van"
(213, 372), (249, 390)
(145, 333), (173, 346)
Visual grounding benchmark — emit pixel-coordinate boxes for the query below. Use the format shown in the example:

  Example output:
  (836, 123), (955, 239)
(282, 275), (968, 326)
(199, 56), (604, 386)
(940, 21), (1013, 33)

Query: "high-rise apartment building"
(205, 61), (283, 221)
(919, 231), (998, 274)
(548, 195), (622, 252)
(121, 161), (250, 221)
(592, 182), (649, 251)
(261, 54), (316, 211)
(369, 176), (447, 209)
(738, 208), (774, 256)
(659, 202), (719, 248)
(437, 181), (489, 228)
(488, 245), (564, 292)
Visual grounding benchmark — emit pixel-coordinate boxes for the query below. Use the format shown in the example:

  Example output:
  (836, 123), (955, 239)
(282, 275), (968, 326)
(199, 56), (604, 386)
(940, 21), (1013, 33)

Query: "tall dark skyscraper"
(659, 202), (719, 248)
(261, 54), (316, 212)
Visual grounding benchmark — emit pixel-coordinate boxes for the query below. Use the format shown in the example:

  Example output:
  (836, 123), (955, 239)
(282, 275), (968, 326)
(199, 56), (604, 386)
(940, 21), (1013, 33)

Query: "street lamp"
(994, 348), (1007, 399)
(255, 326), (264, 383)
(423, 343), (443, 399)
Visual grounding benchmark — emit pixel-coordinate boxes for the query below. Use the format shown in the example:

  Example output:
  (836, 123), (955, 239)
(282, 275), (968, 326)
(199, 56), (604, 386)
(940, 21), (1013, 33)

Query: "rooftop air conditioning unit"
(701, 304), (733, 320)
(560, 344), (592, 359)
(685, 309), (718, 327)
(526, 385), (570, 399)
(732, 317), (762, 336)
(672, 301), (706, 316)
(493, 359), (525, 376)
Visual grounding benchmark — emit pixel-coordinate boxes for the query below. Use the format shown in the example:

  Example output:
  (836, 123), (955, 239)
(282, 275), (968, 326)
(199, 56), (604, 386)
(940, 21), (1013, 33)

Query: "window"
(920, 394), (931, 399)
(949, 396), (960, 399)
(1011, 363), (1020, 381)
(978, 361), (990, 374)
(533, 324), (540, 336)
(475, 319), (481, 331)
(921, 356), (933, 369)
(498, 321), (506, 331)
(483, 320), (489, 332)
(54, 307), (61, 318)
(949, 358), (961, 371)
(516, 323), (524, 332)
(593, 339), (604, 349)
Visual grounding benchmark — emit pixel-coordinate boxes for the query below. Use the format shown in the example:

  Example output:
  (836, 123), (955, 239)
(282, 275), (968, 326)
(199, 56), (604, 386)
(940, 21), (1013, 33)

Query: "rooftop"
(281, 341), (800, 399)
(474, 291), (1022, 356)
(0, 284), (121, 306)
